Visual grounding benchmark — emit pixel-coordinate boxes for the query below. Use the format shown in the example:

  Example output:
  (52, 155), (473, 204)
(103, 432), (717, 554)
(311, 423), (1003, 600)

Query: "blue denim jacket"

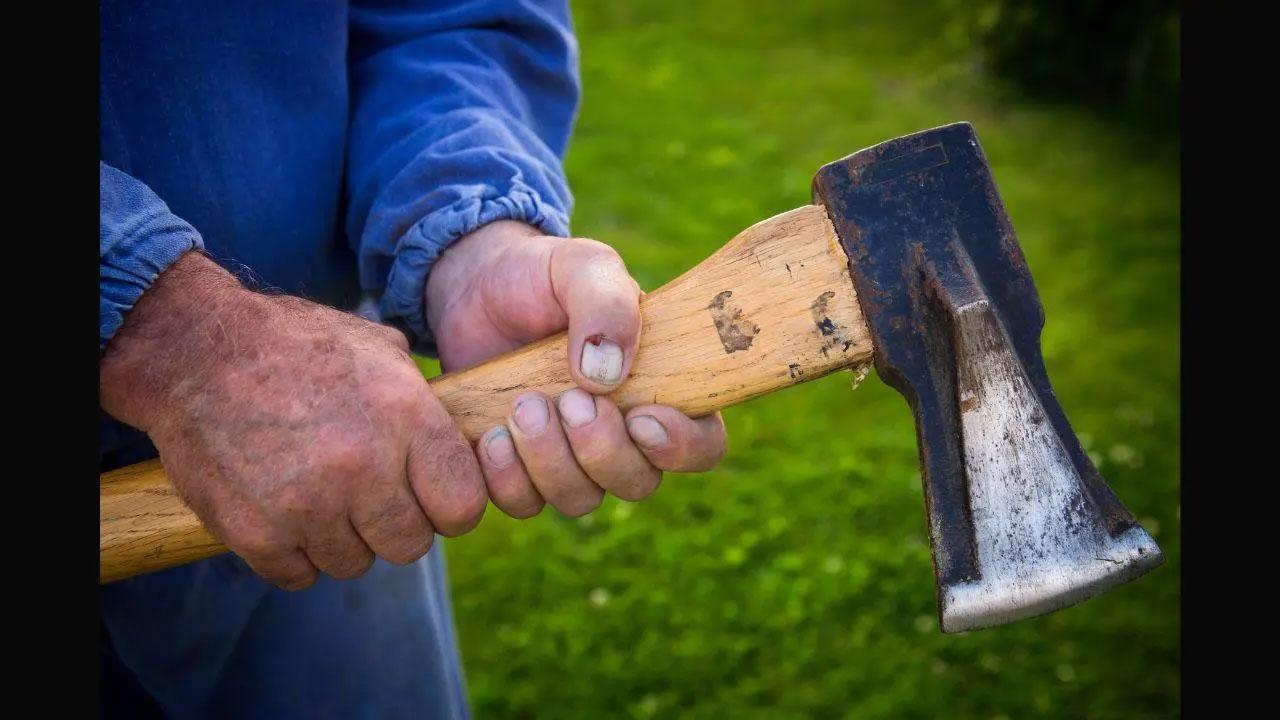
(99, 1), (578, 716)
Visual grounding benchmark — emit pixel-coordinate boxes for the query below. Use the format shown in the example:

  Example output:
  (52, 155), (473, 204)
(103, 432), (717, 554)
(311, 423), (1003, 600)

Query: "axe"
(101, 123), (1163, 633)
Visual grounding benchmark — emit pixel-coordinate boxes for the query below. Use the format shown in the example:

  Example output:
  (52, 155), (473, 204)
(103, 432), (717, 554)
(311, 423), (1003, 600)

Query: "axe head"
(811, 123), (1163, 633)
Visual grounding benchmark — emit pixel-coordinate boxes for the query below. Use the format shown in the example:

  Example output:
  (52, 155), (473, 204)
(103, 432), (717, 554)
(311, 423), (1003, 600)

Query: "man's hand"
(426, 221), (728, 519)
(100, 253), (487, 590)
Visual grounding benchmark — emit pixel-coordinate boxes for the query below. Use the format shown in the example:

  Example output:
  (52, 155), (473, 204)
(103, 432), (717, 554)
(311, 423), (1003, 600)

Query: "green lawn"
(425, 2), (1180, 717)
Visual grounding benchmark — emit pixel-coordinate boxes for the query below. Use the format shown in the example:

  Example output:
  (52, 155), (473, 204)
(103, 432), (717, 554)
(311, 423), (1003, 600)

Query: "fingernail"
(627, 415), (668, 449)
(512, 394), (549, 435)
(581, 335), (624, 385)
(558, 388), (597, 428)
(483, 427), (516, 468)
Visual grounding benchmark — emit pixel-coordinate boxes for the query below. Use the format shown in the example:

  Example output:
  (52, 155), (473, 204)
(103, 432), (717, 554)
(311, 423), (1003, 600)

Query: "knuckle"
(567, 238), (627, 270)
(359, 372), (427, 424)
(566, 235), (606, 254)
(320, 440), (381, 479)
(584, 239), (622, 262)
(378, 324), (411, 351)
(386, 374), (430, 413)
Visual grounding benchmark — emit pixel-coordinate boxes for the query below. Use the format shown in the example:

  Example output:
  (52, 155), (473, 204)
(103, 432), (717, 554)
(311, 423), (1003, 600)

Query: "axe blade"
(812, 123), (1163, 633)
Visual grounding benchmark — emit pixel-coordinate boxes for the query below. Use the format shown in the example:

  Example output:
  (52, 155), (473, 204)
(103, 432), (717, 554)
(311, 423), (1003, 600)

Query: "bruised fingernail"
(627, 415), (668, 449)
(558, 388), (597, 428)
(512, 394), (549, 435)
(581, 335), (624, 385)
(483, 427), (516, 468)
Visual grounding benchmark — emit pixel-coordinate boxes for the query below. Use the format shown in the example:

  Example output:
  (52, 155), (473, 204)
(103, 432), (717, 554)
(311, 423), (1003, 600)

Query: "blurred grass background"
(421, 1), (1180, 717)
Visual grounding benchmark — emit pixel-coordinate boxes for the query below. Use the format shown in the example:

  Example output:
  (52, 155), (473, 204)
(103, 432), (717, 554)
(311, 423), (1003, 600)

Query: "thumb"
(548, 238), (642, 394)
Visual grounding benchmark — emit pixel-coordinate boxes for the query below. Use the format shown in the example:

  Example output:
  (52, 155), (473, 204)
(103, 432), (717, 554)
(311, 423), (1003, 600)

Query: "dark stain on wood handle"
(707, 290), (759, 353)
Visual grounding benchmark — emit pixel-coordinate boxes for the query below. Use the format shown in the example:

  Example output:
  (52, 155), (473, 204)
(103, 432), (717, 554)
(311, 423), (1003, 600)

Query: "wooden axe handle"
(100, 205), (875, 583)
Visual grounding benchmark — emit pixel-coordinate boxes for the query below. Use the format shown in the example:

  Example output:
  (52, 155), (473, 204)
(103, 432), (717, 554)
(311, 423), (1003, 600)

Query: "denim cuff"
(100, 164), (206, 350)
(100, 219), (204, 350)
(378, 183), (569, 354)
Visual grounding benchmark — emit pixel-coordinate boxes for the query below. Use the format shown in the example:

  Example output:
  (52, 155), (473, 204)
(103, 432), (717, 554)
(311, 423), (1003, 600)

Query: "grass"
(421, 2), (1180, 716)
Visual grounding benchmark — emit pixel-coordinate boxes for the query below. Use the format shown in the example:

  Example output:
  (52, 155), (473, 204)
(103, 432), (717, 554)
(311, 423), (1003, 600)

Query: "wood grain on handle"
(100, 205), (875, 583)
(101, 459), (224, 582)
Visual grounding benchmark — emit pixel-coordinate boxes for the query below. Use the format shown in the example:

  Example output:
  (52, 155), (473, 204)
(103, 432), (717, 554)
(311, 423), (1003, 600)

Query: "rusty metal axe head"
(811, 123), (1163, 633)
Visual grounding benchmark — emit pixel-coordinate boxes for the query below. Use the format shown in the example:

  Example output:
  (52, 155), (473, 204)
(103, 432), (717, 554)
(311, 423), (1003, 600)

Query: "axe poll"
(101, 123), (1163, 633)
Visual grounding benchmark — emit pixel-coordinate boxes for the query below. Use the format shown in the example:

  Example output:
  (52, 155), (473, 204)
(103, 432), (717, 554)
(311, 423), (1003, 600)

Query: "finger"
(556, 389), (661, 502)
(507, 391), (603, 516)
(190, 481), (319, 591)
(349, 473), (436, 566)
(241, 547), (320, 592)
(548, 239), (642, 393)
(624, 407), (728, 473)
(407, 395), (489, 537)
(225, 524), (318, 591)
(302, 518), (376, 580)
(476, 426), (545, 519)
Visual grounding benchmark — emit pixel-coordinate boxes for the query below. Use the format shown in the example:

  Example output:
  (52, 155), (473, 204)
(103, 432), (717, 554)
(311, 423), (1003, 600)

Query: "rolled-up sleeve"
(99, 162), (205, 351)
(345, 0), (580, 349)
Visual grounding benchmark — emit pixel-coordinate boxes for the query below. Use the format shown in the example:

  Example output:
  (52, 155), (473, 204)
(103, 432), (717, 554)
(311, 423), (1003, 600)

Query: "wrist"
(99, 251), (261, 431)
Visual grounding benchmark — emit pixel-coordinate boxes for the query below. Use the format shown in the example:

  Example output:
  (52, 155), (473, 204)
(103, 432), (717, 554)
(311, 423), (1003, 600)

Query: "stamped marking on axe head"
(812, 122), (1163, 633)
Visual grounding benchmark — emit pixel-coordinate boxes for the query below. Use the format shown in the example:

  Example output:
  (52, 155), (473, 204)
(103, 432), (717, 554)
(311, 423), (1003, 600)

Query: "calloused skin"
(99, 221), (726, 590)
